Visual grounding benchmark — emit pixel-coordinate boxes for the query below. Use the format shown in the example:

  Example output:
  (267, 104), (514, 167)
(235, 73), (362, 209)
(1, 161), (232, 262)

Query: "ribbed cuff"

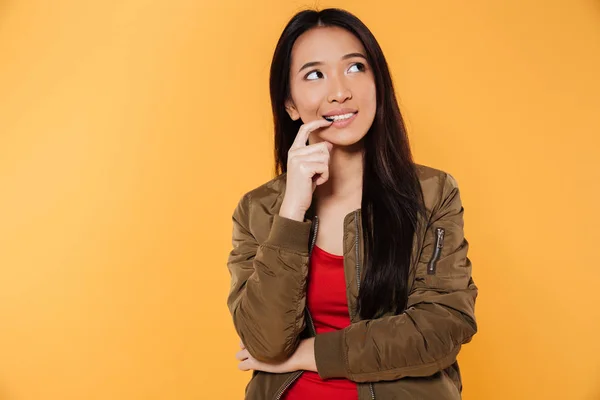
(263, 214), (312, 253)
(314, 329), (348, 380)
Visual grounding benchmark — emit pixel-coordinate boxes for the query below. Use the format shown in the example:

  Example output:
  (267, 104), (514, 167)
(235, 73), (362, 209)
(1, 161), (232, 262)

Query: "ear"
(285, 99), (300, 121)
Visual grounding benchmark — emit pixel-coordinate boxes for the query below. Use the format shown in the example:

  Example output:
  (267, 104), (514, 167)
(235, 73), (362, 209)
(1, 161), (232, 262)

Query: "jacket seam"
(246, 190), (253, 224)
(437, 171), (448, 215)
(289, 257), (308, 356)
(342, 329), (351, 377)
(259, 243), (309, 257)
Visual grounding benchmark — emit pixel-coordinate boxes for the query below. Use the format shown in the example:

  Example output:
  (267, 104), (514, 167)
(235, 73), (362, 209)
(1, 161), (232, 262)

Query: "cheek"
(292, 84), (325, 115)
(358, 82), (377, 116)
(366, 81), (377, 105)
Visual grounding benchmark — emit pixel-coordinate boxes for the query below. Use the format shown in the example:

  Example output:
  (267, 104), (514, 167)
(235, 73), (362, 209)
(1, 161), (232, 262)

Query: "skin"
(236, 26), (377, 375)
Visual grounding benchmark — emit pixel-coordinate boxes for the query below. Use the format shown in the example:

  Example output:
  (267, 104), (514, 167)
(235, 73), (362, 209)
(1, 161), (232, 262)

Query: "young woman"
(227, 8), (477, 400)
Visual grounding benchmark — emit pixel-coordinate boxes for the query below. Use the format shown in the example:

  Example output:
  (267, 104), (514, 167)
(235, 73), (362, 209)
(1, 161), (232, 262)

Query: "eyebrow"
(297, 52), (367, 74)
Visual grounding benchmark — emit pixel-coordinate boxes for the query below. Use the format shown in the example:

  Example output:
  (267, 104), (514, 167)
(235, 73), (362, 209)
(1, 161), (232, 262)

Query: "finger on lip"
(310, 118), (332, 127)
(292, 119), (333, 148)
(302, 119), (333, 143)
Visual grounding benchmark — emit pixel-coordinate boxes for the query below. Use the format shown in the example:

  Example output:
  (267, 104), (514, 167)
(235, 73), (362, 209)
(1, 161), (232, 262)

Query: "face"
(285, 26), (377, 147)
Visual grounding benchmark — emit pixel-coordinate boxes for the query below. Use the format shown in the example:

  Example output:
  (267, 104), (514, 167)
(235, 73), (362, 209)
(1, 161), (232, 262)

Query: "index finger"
(290, 118), (333, 150)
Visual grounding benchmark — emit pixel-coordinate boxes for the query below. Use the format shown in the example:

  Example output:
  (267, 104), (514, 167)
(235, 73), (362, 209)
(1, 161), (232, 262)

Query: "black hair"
(270, 8), (426, 319)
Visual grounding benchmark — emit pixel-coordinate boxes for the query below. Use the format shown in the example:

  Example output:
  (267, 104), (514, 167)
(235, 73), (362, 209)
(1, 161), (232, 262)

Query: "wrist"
(296, 338), (317, 372)
(279, 202), (306, 222)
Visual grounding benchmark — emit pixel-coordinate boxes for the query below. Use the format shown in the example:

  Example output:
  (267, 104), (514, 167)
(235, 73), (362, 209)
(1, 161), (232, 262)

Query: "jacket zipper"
(273, 369), (302, 400)
(274, 213), (376, 400)
(427, 227), (445, 275)
(354, 211), (376, 400)
(273, 216), (319, 400)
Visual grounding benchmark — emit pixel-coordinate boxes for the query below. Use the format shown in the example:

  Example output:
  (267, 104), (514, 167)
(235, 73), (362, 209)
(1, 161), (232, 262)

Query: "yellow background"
(1, 0), (599, 399)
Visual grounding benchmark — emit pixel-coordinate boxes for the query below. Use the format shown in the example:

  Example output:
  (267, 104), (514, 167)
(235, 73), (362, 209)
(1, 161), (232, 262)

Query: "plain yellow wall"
(0, 1), (599, 399)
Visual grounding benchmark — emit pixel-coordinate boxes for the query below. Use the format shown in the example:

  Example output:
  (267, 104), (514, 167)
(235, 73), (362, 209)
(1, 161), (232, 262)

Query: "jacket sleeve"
(314, 172), (478, 382)
(226, 192), (313, 363)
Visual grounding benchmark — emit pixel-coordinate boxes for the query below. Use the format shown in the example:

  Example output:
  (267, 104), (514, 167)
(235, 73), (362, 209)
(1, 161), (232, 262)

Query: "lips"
(323, 108), (358, 117)
(322, 109), (358, 122)
(324, 111), (358, 128)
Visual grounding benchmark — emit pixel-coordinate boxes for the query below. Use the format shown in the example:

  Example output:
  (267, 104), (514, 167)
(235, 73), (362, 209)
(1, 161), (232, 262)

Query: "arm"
(314, 172), (478, 382)
(226, 192), (312, 363)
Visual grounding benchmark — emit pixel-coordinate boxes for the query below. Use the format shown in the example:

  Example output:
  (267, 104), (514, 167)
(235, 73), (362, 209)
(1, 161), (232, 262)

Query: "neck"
(313, 140), (364, 205)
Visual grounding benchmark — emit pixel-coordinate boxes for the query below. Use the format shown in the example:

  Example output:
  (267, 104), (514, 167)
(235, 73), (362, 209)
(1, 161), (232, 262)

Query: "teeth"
(325, 112), (355, 122)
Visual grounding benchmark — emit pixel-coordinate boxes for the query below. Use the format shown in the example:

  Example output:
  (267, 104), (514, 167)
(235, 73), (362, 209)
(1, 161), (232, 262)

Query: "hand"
(280, 119), (333, 221)
(236, 339), (296, 373)
(236, 338), (317, 373)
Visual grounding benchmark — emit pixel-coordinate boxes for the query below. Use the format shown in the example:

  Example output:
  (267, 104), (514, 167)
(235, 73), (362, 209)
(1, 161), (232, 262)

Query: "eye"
(348, 62), (366, 73)
(305, 70), (324, 80)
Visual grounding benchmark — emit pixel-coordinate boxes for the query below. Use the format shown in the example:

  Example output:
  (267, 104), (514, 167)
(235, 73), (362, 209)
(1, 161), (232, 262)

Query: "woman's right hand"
(279, 119), (333, 221)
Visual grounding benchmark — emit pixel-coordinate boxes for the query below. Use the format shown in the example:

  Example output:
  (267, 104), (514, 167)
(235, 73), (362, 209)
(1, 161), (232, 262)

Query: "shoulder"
(232, 174), (287, 238)
(414, 163), (461, 213)
(235, 165), (460, 219)
(238, 173), (286, 208)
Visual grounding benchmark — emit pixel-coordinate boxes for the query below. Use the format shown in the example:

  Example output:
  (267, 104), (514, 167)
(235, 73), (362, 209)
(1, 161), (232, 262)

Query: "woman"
(227, 7), (477, 400)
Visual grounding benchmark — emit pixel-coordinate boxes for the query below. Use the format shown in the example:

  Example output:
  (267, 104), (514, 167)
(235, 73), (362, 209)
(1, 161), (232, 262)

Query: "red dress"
(282, 244), (358, 400)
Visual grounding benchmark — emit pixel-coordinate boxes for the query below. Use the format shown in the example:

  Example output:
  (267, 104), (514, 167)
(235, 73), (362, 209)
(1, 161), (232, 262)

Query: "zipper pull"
(427, 228), (445, 275)
(436, 228), (445, 248)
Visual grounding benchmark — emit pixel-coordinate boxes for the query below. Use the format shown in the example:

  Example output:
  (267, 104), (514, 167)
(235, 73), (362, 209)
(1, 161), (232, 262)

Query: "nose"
(327, 74), (352, 103)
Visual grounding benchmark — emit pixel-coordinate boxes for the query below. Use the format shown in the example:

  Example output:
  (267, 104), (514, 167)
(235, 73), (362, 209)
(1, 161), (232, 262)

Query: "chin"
(322, 131), (367, 148)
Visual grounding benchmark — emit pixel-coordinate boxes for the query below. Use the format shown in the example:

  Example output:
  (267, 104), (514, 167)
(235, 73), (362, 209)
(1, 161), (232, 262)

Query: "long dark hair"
(269, 8), (427, 319)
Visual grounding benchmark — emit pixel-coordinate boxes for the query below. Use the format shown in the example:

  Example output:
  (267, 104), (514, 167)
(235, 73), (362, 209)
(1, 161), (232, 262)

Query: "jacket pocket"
(427, 227), (445, 275)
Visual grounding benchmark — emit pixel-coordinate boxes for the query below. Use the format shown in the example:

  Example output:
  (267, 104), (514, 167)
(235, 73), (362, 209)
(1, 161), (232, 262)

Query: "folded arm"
(314, 173), (478, 382)
(227, 192), (312, 363)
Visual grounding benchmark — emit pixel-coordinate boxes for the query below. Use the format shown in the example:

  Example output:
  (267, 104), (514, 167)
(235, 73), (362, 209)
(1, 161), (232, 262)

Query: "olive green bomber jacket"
(226, 164), (478, 399)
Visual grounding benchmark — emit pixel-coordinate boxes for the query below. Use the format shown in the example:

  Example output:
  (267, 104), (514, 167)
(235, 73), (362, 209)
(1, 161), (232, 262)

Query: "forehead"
(290, 26), (366, 67)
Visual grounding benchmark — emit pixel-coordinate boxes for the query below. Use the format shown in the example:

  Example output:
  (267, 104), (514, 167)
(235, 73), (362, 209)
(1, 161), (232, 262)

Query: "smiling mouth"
(323, 111), (358, 122)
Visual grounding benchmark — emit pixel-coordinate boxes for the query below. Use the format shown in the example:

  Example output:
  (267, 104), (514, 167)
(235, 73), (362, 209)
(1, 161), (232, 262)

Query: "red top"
(282, 244), (358, 400)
